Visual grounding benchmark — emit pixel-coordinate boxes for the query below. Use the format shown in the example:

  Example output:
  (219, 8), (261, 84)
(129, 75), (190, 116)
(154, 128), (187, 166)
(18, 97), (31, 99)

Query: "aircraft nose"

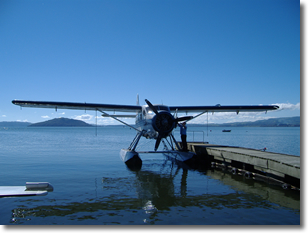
(162, 118), (168, 126)
(152, 111), (175, 135)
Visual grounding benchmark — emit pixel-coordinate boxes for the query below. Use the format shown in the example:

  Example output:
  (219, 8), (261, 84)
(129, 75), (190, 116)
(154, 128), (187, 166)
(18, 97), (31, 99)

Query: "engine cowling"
(152, 111), (175, 137)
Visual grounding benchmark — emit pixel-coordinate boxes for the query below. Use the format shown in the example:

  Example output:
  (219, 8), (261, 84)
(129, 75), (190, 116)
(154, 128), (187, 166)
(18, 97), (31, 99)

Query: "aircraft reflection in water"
(12, 97), (279, 169)
(10, 158), (299, 224)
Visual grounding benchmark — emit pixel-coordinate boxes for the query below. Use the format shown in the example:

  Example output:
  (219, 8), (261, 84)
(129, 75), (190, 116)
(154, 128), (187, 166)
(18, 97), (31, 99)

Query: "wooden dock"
(185, 142), (300, 189)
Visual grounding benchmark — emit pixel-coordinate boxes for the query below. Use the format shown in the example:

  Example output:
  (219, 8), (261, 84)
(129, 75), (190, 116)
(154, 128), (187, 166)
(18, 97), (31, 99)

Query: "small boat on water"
(222, 129), (231, 132)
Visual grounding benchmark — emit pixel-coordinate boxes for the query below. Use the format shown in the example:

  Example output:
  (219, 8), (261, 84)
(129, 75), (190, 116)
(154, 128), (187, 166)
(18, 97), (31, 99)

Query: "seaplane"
(12, 97), (279, 169)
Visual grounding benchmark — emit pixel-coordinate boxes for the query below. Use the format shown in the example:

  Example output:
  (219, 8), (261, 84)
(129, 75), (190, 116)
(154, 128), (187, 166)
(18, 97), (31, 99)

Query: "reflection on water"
(9, 157), (299, 225)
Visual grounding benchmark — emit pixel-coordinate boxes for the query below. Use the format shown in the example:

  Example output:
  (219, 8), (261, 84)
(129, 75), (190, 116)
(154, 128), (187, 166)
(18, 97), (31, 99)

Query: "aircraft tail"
(137, 94), (140, 106)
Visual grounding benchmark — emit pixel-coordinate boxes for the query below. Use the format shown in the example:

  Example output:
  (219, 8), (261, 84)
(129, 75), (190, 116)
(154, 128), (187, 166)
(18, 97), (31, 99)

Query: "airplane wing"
(169, 104), (279, 113)
(12, 100), (279, 114)
(12, 100), (142, 112)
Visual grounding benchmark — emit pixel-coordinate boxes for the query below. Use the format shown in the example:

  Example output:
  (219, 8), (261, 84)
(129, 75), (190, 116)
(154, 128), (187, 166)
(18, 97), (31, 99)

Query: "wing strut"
(185, 111), (208, 122)
(97, 109), (141, 132)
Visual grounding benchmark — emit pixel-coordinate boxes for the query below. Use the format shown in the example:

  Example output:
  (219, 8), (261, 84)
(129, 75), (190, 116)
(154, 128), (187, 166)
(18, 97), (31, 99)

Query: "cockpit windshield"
(145, 105), (170, 114)
(157, 106), (170, 111)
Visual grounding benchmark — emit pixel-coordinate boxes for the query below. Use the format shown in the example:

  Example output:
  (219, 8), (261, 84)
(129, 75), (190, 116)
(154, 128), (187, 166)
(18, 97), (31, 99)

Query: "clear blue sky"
(0, 0), (300, 124)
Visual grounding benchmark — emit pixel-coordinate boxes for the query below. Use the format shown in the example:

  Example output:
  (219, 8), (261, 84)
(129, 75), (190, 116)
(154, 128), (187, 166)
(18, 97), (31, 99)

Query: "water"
(0, 126), (300, 225)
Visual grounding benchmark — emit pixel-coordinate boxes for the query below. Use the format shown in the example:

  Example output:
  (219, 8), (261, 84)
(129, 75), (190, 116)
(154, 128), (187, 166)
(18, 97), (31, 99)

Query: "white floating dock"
(0, 182), (53, 197)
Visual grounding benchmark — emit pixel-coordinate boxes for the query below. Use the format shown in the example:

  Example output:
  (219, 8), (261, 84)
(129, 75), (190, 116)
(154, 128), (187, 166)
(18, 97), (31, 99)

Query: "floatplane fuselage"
(12, 97), (279, 170)
(120, 100), (194, 169)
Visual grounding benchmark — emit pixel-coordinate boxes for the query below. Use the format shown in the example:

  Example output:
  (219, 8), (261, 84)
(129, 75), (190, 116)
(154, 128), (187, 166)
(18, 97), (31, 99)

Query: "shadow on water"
(7, 154), (300, 225)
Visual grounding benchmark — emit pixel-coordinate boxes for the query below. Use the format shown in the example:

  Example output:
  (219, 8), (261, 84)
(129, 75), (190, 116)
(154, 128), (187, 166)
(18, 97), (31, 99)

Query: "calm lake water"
(0, 126), (300, 225)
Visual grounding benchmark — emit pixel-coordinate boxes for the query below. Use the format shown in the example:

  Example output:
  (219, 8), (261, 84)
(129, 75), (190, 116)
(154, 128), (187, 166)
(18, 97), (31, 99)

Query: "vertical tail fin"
(136, 94), (140, 106)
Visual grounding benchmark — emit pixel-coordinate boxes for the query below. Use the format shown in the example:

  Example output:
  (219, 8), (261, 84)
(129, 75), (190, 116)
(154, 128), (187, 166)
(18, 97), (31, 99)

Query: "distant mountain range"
(191, 116), (300, 127)
(0, 118), (92, 127)
(0, 121), (31, 128)
(28, 118), (93, 127)
(0, 116), (300, 128)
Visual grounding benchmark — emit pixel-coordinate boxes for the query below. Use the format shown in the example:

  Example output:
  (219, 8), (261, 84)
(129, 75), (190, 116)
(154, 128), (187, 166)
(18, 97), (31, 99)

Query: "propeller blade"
(145, 99), (159, 115)
(154, 135), (162, 151)
(175, 116), (193, 122)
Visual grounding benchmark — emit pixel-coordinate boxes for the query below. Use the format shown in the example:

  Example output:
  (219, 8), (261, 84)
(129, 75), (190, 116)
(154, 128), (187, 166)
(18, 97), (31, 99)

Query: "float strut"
(128, 131), (144, 151)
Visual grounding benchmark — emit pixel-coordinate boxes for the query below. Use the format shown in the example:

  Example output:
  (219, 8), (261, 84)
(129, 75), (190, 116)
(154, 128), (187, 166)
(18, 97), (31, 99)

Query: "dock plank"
(188, 143), (300, 180)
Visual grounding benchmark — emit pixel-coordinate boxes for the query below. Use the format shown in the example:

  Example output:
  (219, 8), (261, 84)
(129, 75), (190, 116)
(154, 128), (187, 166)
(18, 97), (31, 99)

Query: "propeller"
(155, 135), (162, 152)
(175, 116), (193, 122)
(145, 99), (193, 151)
(145, 99), (159, 115)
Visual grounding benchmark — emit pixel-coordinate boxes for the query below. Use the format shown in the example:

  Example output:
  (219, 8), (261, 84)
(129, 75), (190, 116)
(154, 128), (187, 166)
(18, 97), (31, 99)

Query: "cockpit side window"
(145, 107), (154, 114)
